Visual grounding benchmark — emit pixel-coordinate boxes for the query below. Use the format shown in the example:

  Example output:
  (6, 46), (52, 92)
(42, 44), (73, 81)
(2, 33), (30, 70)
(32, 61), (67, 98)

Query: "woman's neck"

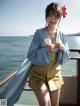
(47, 26), (57, 35)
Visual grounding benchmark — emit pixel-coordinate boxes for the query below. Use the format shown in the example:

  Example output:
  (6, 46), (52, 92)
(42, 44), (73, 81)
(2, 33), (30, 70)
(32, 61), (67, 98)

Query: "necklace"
(46, 27), (57, 41)
(49, 30), (57, 34)
(48, 32), (57, 44)
(46, 27), (57, 37)
(48, 31), (57, 38)
(48, 30), (57, 44)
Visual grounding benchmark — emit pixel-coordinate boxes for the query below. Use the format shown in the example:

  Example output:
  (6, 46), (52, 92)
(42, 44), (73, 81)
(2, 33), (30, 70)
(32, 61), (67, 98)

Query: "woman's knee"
(39, 99), (51, 106)
(36, 95), (51, 106)
(51, 103), (59, 106)
(34, 89), (51, 106)
(50, 89), (61, 106)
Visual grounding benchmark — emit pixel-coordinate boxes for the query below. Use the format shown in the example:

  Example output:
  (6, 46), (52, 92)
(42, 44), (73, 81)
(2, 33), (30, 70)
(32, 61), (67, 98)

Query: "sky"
(0, 0), (80, 36)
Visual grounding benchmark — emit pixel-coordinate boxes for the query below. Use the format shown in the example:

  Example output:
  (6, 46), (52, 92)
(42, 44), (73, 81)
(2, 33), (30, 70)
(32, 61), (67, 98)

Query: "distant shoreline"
(0, 35), (33, 37)
(0, 32), (80, 37)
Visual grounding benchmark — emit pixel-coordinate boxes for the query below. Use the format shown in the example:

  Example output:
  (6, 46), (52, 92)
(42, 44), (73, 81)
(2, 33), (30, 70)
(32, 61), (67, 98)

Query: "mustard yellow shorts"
(29, 63), (64, 91)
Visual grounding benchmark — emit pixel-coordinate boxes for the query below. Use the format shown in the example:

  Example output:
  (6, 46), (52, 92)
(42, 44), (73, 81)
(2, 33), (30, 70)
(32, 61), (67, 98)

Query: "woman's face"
(46, 12), (61, 28)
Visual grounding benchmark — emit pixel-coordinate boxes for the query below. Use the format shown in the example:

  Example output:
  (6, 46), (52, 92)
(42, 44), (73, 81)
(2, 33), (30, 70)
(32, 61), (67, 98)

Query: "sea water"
(0, 35), (80, 80)
(0, 35), (80, 105)
(0, 36), (32, 80)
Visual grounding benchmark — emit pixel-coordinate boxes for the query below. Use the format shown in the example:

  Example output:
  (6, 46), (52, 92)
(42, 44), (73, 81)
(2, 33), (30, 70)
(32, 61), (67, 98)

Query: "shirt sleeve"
(27, 30), (40, 62)
(27, 30), (49, 65)
(61, 33), (70, 63)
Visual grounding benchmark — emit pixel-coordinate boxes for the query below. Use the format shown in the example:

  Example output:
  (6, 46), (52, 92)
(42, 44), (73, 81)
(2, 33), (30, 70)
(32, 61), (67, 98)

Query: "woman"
(27, 2), (69, 106)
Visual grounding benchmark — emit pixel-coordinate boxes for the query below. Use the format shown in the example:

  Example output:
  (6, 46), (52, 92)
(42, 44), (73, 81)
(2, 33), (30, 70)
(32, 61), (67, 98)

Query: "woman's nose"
(51, 15), (56, 19)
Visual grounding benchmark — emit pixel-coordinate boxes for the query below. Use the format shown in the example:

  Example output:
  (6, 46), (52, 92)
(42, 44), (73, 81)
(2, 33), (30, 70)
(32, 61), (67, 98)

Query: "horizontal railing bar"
(70, 57), (80, 60)
(24, 88), (33, 91)
(66, 33), (80, 36)
(0, 71), (17, 87)
(70, 48), (80, 53)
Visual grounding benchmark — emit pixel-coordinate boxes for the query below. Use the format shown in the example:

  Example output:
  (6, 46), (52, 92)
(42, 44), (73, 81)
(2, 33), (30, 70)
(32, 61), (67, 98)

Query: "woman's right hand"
(44, 44), (55, 52)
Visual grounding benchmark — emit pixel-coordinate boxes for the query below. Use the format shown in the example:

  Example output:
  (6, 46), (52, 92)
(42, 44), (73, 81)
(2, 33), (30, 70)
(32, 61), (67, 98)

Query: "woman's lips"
(50, 21), (57, 24)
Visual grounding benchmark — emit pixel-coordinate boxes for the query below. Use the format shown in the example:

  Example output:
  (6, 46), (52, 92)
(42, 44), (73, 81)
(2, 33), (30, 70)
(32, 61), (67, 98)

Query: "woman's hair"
(45, 2), (64, 19)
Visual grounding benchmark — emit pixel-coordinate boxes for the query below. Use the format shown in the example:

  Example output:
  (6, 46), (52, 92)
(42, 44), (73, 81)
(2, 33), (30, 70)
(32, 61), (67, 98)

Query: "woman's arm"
(27, 30), (49, 65)
(61, 33), (70, 63)
(27, 30), (40, 62)
(57, 33), (70, 64)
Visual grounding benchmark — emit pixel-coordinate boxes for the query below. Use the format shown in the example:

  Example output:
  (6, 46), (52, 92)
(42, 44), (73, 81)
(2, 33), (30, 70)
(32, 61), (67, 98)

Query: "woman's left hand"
(55, 43), (65, 52)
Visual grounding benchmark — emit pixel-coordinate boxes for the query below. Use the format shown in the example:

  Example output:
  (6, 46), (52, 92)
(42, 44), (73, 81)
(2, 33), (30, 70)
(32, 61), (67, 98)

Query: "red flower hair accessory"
(61, 5), (67, 17)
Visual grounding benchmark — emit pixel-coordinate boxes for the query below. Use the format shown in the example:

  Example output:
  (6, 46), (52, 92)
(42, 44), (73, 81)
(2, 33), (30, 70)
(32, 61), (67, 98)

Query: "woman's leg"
(33, 84), (51, 106)
(50, 89), (61, 106)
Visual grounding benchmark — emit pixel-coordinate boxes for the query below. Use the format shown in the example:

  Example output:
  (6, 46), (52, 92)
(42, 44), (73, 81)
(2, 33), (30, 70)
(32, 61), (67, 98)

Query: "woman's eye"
(48, 14), (51, 17)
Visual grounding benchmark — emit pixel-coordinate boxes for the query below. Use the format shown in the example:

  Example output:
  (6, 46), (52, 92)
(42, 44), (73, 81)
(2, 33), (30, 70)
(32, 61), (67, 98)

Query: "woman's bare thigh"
(50, 89), (61, 106)
(33, 85), (51, 106)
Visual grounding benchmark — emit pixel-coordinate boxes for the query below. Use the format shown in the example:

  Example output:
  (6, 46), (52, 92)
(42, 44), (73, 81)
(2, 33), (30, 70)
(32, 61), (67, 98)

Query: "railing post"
(70, 48), (80, 106)
(77, 59), (80, 106)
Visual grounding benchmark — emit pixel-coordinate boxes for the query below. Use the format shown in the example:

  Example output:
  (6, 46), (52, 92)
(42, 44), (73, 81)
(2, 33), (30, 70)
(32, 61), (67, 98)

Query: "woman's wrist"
(55, 43), (65, 52)
(59, 44), (65, 52)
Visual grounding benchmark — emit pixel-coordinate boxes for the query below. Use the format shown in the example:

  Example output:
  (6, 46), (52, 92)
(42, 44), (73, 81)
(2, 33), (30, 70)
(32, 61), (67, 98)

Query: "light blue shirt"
(27, 27), (70, 65)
